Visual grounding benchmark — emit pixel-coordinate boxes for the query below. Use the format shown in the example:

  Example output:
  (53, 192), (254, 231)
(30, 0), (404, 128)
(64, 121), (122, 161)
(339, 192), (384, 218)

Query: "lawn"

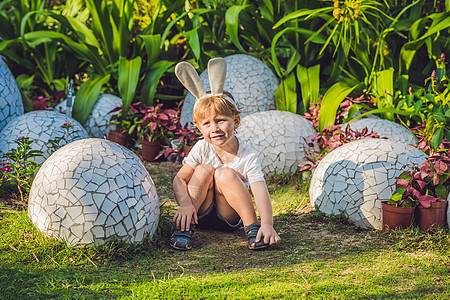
(1, 161), (449, 299)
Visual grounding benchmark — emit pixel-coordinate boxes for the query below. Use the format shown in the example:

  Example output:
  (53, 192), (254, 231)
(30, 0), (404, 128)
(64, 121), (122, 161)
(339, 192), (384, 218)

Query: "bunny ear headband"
(175, 57), (239, 110)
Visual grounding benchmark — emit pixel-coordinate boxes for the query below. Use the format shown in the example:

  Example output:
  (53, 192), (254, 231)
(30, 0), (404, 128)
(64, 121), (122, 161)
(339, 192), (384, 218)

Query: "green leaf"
(390, 186), (406, 203)
(72, 74), (111, 124)
(141, 60), (173, 106)
(184, 28), (201, 60)
(275, 73), (297, 113)
(118, 56), (142, 118)
(431, 126), (444, 151)
(372, 68), (395, 120)
(225, 5), (251, 53)
(140, 34), (161, 69)
(318, 82), (357, 131)
(297, 64), (320, 113)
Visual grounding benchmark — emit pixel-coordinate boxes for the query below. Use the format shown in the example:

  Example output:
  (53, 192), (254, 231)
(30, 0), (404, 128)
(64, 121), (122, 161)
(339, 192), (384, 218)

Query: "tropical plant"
(0, 0), (78, 97)
(390, 150), (450, 208)
(131, 103), (178, 143)
(0, 137), (42, 203)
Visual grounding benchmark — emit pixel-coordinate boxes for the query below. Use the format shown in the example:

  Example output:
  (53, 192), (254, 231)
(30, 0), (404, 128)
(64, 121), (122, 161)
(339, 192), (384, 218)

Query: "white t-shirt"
(183, 137), (265, 186)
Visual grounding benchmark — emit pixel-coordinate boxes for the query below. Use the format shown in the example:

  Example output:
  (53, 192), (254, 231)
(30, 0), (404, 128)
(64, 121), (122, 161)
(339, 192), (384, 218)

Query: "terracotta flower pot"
(108, 130), (129, 146)
(381, 201), (416, 232)
(418, 200), (448, 232)
(141, 139), (161, 162)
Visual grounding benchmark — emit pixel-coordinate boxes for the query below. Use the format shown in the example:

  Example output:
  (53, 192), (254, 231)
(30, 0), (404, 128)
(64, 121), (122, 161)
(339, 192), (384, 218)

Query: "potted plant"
(108, 102), (141, 146)
(383, 171), (420, 232)
(132, 103), (178, 162)
(390, 152), (449, 232)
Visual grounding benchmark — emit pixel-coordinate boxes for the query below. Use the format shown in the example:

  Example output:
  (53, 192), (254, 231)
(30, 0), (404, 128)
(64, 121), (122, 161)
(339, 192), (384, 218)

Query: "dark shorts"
(197, 202), (243, 232)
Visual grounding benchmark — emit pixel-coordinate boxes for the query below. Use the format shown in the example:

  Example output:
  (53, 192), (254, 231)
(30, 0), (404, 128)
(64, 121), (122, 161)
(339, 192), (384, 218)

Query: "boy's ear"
(234, 115), (241, 128)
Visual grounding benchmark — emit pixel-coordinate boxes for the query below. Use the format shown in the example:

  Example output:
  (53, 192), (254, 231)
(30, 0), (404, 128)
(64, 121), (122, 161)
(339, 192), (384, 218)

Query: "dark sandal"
(170, 226), (194, 251)
(244, 223), (269, 250)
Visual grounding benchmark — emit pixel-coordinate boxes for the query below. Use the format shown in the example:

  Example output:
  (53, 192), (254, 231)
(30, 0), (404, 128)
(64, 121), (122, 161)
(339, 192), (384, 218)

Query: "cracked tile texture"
(0, 57), (23, 132)
(56, 93), (122, 138)
(310, 138), (427, 230)
(0, 111), (89, 164)
(236, 110), (317, 176)
(28, 138), (159, 246)
(341, 118), (418, 146)
(181, 54), (278, 126)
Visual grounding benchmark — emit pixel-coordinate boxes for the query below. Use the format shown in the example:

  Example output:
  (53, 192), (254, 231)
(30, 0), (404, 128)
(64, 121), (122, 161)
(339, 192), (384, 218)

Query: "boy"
(170, 58), (281, 250)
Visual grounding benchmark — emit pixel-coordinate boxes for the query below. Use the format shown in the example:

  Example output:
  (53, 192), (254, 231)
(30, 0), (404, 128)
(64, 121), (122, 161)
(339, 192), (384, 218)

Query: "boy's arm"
(250, 181), (281, 246)
(173, 164), (197, 231)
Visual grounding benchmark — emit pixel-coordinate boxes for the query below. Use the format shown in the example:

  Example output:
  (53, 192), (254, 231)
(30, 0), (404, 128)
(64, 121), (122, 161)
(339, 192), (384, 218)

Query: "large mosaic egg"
(0, 110), (88, 164)
(0, 57), (23, 132)
(180, 54), (279, 126)
(55, 93), (122, 138)
(236, 110), (317, 176)
(342, 118), (418, 146)
(28, 138), (159, 246)
(310, 139), (427, 230)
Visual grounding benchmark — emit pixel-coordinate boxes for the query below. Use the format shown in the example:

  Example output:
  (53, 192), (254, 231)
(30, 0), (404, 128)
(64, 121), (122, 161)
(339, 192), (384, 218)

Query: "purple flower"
(439, 53), (445, 63)
(431, 70), (436, 80)
(408, 87), (412, 93)
(17, 136), (25, 141)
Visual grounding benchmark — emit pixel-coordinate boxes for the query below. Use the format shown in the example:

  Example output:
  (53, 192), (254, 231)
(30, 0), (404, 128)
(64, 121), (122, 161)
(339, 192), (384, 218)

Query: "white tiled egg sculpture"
(0, 111), (88, 164)
(28, 138), (159, 246)
(56, 93), (122, 138)
(180, 54), (278, 126)
(237, 110), (317, 176)
(310, 139), (427, 230)
(0, 57), (24, 131)
(342, 118), (418, 146)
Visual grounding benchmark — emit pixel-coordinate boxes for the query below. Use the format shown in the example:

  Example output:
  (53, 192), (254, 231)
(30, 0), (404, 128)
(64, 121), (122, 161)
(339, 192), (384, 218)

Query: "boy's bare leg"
(187, 164), (215, 216)
(214, 167), (258, 226)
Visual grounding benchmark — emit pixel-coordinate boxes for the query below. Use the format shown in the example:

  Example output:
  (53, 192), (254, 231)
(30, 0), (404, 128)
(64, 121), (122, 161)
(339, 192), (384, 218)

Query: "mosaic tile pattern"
(342, 118), (418, 146)
(0, 111), (89, 164)
(56, 93), (122, 138)
(310, 139), (427, 230)
(181, 54), (278, 126)
(236, 110), (317, 176)
(28, 138), (159, 246)
(0, 57), (23, 132)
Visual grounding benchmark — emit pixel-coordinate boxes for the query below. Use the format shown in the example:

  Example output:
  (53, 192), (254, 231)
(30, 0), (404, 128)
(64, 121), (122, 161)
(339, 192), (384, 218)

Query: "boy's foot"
(244, 223), (269, 250)
(170, 226), (194, 251)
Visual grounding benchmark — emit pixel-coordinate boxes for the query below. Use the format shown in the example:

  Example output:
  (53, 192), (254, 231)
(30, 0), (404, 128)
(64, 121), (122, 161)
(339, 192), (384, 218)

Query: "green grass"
(1, 162), (450, 299)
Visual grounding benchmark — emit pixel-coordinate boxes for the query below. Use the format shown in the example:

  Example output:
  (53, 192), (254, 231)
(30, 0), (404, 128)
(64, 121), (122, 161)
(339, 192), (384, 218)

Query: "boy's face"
(197, 110), (239, 148)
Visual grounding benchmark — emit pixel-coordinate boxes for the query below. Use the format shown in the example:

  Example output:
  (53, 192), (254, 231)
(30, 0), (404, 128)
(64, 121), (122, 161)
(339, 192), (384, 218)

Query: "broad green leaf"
(73, 74), (111, 124)
(118, 56), (142, 118)
(431, 126), (444, 151)
(275, 73), (297, 113)
(141, 60), (174, 106)
(390, 187), (406, 202)
(318, 82), (357, 131)
(140, 34), (161, 69)
(372, 68), (394, 120)
(297, 64), (320, 112)
(184, 28), (201, 60)
(225, 5), (251, 53)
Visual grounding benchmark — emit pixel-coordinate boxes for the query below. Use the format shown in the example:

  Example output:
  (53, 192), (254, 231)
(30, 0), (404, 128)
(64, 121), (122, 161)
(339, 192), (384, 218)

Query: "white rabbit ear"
(208, 57), (226, 96)
(175, 62), (207, 100)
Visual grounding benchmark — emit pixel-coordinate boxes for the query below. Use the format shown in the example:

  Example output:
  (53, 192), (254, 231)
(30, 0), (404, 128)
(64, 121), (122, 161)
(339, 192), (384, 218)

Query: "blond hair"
(192, 95), (242, 126)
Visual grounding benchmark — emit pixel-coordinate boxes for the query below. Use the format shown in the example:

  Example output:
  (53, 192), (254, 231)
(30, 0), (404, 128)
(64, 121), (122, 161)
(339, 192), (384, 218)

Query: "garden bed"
(1, 161), (449, 299)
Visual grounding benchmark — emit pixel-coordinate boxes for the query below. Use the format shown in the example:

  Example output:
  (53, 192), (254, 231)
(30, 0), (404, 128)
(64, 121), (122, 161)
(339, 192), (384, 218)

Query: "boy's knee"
(214, 167), (238, 183)
(194, 164), (215, 178)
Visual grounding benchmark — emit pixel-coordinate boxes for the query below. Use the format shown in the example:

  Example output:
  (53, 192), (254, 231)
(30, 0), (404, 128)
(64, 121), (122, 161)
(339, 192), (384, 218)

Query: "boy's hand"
(255, 224), (281, 246)
(173, 204), (198, 231)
